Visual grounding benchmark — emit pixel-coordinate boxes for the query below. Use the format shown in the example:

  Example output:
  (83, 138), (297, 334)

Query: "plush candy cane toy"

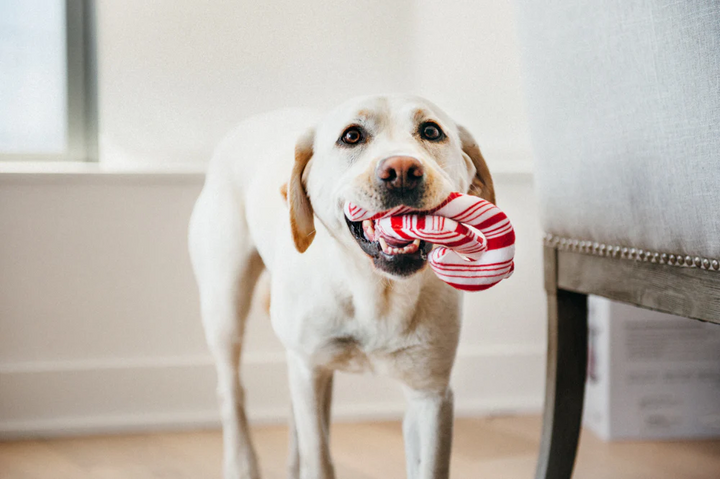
(344, 192), (515, 291)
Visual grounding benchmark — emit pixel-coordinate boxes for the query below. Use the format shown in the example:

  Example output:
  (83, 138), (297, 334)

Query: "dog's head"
(288, 95), (494, 278)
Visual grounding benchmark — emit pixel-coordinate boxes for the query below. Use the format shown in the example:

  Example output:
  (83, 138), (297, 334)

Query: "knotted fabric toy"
(344, 192), (515, 291)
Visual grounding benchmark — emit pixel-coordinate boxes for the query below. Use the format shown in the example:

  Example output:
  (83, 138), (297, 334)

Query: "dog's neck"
(339, 241), (436, 322)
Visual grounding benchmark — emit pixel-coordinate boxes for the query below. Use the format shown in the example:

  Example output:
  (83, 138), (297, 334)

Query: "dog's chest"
(271, 261), (459, 382)
(307, 284), (425, 374)
(312, 327), (416, 376)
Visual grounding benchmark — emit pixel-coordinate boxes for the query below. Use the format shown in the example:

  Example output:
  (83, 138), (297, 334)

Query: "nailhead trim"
(543, 234), (720, 272)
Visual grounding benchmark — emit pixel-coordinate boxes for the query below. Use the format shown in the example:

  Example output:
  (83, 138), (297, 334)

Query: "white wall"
(0, 1), (544, 437)
(412, 0), (532, 162)
(96, 0), (532, 169)
(96, 0), (416, 166)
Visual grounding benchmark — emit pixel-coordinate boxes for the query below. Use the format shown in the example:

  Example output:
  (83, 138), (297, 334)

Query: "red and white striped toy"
(344, 192), (515, 291)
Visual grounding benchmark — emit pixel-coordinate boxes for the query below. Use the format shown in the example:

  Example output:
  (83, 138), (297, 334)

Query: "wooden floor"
(1, 416), (719, 478)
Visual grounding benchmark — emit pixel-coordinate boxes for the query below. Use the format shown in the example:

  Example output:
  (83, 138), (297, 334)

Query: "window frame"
(0, 0), (97, 162)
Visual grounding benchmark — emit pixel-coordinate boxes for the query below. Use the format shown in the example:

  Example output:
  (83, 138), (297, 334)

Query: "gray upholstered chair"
(515, 1), (720, 478)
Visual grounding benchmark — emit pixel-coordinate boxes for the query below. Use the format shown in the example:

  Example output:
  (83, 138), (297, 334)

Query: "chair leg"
(534, 287), (588, 479)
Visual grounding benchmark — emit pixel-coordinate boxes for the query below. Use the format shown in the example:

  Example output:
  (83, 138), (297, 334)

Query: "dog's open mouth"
(345, 217), (433, 277)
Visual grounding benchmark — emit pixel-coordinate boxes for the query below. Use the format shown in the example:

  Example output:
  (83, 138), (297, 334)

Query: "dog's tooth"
(401, 241), (419, 254)
(379, 237), (390, 253)
(411, 239), (421, 253)
(362, 219), (375, 241)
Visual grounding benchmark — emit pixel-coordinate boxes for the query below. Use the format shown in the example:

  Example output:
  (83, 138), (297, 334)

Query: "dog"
(188, 94), (495, 479)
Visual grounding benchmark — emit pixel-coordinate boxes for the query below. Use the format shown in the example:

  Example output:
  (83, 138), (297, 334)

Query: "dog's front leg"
(287, 371), (333, 479)
(403, 387), (454, 479)
(287, 352), (335, 479)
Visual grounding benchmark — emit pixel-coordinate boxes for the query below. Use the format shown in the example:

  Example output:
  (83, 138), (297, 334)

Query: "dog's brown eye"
(420, 122), (444, 141)
(341, 127), (363, 145)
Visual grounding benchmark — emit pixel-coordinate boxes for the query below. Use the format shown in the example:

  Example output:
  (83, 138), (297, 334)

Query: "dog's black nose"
(376, 156), (424, 192)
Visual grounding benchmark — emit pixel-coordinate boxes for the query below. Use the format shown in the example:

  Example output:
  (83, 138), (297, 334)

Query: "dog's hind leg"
(190, 185), (264, 479)
(208, 252), (264, 479)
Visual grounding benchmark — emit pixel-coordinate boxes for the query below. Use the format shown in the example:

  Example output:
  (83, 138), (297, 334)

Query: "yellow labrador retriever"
(189, 94), (494, 479)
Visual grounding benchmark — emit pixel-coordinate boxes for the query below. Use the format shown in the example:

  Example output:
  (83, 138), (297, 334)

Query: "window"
(0, 0), (96, 161)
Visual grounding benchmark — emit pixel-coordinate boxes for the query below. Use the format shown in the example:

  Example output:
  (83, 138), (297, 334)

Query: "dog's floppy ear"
(457, 125), (496, 205)
(288, 129), (316, 253)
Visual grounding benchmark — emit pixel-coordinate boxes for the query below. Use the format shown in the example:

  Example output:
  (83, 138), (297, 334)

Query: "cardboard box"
(583, 297), (720, 440)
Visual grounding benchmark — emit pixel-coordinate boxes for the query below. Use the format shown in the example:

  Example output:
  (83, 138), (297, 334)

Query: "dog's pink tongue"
(381, 234), (412, 247)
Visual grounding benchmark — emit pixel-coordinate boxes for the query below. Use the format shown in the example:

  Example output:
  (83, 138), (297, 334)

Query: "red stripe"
(480, 219), (510, 234)
(446, 201), (485, 222)
(456, 203), (495, 223)
(450, 283), (496, 291)
(431, 265), (512, 275)
(432, 270), (510, 279)
(487, 234), (515, 249)
(389, 216), (415, 240)
(432, 263), (512, 272)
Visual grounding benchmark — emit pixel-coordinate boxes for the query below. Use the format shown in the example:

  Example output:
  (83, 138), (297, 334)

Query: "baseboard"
(0, 346), (545, 439)
(0, 398), (544, 441)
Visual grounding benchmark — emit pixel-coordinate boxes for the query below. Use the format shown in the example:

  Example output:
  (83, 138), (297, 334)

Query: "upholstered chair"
(515, 1), (720, 478)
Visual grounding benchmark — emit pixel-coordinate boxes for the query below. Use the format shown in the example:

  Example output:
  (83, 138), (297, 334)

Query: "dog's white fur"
(189, 95), (495, 479)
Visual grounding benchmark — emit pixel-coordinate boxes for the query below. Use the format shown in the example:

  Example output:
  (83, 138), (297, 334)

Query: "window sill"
(0, 161), (206, 184)
(0, 158), (534, 183)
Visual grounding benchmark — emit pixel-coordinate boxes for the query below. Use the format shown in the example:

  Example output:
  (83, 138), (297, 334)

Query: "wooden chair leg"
(534, 282), (588, 479)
